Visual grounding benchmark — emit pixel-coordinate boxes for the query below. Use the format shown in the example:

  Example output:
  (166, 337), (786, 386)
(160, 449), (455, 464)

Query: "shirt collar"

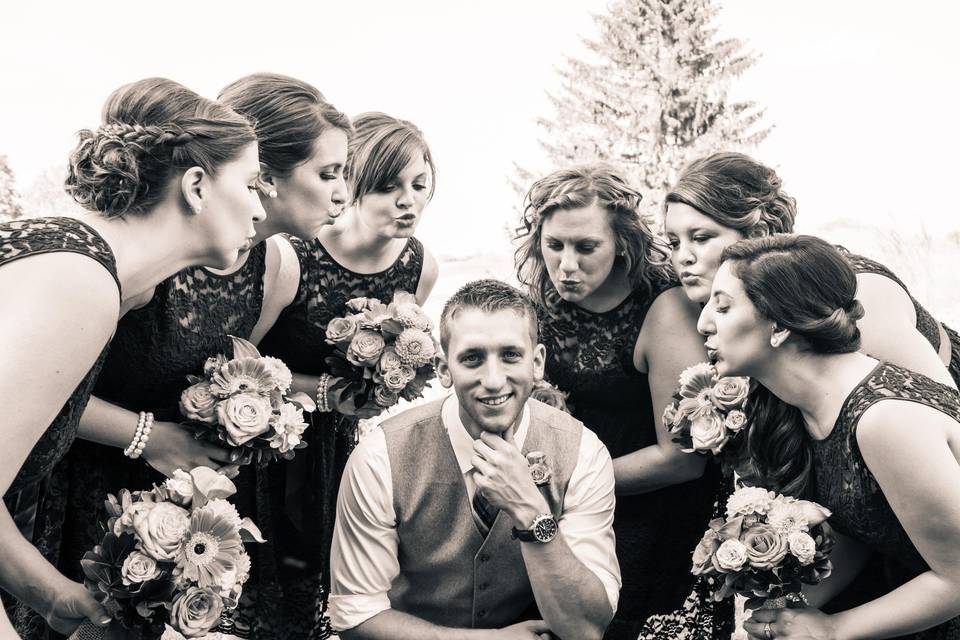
(441, 393), (530, 475)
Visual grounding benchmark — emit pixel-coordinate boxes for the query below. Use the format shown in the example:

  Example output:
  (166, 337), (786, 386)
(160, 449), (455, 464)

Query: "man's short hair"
(439, 279), (539, 352)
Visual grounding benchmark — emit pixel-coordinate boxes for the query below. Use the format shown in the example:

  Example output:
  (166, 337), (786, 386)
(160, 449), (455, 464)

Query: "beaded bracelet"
(123, 411), (154, 459)
(316, 374), (332, 413)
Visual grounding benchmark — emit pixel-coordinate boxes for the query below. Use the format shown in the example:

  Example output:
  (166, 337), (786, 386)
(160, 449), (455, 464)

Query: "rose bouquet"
(320, 292), (438, 416)
(70, 467), (264, 640)
(691, 486), (834, 609)
(663, 362), (751, 455)
(179, 336), (316, 465)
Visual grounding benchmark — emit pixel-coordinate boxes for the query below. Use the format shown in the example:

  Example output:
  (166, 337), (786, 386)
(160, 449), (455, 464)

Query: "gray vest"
(383, 397), (583, 628)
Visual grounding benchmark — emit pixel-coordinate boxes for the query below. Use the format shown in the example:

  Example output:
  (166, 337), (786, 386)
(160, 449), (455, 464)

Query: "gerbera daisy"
(209, 358), (273, 398)
(175, 507), (244, 589)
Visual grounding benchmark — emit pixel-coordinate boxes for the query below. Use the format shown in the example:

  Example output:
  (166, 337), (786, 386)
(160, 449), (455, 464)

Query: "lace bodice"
(93, 241), (267, 419)
(842, 249), (942, 352)
(1, 217), (119, 495)
(258, 235), (424, 374)
(813, 362), (960, 577)
(538, 280), (676, 459)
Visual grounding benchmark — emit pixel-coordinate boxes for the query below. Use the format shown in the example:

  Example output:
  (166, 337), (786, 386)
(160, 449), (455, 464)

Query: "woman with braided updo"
(0, 76), (262, 638)
(514, 164), (726, 639)
(29, 73), (353, 640)
(699, 235), (960, 640)
(664, 151), (958, 389)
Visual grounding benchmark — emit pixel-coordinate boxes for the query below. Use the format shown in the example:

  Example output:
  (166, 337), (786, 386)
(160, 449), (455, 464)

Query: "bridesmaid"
(34, 73), (351, 640)
(699, 235), (960, 640)
(663, 151), (958, 389)
(256, 111), (439, 638)
(513, 164), (726, 639)
(1, 76), (262, 637)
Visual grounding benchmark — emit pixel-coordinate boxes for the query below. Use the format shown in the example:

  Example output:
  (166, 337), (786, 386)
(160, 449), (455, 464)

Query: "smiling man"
(328, 279), (619, 640)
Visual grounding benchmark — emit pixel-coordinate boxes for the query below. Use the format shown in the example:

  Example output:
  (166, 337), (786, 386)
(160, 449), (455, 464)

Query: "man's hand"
(472, 431), (550, 529)
(494, 619), (554, 639)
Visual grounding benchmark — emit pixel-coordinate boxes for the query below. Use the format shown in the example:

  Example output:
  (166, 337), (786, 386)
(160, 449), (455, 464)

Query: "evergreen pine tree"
(0, 155), (25, 221)
(520, 0), (770, 217)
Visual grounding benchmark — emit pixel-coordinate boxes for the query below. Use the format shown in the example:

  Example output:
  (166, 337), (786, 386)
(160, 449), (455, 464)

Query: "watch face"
(533, 515), (559, 543)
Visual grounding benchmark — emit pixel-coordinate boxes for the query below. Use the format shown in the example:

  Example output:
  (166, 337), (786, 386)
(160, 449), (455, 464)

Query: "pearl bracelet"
(316, 374), (332, 413)
(124, 411), (154, 459)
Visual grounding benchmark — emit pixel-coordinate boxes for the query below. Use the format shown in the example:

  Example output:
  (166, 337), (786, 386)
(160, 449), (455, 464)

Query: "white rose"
(132, 501), (190, 561)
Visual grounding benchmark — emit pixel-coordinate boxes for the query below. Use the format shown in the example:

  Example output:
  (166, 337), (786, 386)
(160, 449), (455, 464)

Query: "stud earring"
(268, 190), (278, 199)
(193, 206), (202, 214)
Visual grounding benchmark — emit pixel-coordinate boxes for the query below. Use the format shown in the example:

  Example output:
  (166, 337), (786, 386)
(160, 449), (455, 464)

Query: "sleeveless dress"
(20, 242), (269, 640)
(250, 235), (424, 640)
(843, 249), (960, 387)
(812, 361), (960, 639)
(537, 281), (730, 640)
(0, 217), (121, 637)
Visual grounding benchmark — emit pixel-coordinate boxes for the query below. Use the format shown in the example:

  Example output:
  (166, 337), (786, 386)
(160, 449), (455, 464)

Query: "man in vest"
(328, 279), (619, 640)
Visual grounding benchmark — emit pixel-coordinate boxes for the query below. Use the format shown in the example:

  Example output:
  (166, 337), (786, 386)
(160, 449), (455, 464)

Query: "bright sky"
(3, 0), (958, 256)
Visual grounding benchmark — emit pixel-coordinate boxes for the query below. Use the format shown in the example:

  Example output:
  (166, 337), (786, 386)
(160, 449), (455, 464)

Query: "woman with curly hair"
(514, 164), (726, 639)
(701, 235), (960, 640)
(0, 76), (262, 638)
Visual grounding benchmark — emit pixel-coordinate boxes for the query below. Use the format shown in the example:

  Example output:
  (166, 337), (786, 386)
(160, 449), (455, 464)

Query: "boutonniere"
(526, 450), (552, 486)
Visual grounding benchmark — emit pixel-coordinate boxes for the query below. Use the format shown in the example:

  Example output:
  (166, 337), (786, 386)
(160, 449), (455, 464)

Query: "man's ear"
(435, 353), (453, 388)
(532, 343), (546, 381)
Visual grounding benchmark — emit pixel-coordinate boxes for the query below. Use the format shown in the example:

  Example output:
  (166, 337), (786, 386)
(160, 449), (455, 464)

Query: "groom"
(328, 279), (619, 640)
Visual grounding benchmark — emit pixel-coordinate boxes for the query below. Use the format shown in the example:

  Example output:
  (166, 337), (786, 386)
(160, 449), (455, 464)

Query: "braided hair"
(66, 78), (256, 217)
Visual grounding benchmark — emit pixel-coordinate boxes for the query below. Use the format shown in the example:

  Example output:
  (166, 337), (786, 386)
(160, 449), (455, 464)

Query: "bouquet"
(180, 336), (316, 465)
(320, 292), (438, 416)
(663, 362), (750, 455)
(71, 467), (264, 639)
(692, 485), (834, 609)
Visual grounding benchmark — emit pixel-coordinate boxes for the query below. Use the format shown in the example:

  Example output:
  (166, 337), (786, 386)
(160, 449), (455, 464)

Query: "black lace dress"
(843, 250), (960, 387)
(15, 242), (269, 640)
(251, 235), (424, 639)
(538, 282), (730, 640)
(812, 361), (960, 639)
(0, 217), (120, 636)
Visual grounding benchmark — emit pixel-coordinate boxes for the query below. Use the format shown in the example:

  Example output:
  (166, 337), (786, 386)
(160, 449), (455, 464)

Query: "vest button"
(478, 610), (487, 618)
(479, 553), (490, 562)
(479, 583), (489, 591)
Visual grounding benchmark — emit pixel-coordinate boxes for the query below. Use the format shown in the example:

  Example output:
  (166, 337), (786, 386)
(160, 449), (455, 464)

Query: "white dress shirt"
(328, 394), (621, 632)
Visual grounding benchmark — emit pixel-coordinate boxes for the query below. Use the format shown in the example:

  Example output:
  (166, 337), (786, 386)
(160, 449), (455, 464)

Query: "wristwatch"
(511, 513), (559, 543)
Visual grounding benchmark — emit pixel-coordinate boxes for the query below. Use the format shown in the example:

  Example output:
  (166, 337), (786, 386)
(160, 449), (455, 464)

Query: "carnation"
(268, 403), (308, 453)
(261, 356), (293, 393)
(726, 486), (776, 518)
(393, 303), (433, 331)
(202, 499), (243, 530)
(787, 530), (817, 565)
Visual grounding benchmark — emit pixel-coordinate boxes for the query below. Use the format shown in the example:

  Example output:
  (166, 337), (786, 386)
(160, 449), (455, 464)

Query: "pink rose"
(170, 587), (223, 638)
(325, 315), (361, 345)
(711, 376), (750, 410)
(379, 347), (404, 372)
(180, 382), (218, 423)
(347, 330), (386, 367)
(723, 409), (747, 433)
(216, 393), (272, 446)
(787, 530), (817, 565)
(742, 524), (789, 570)
(373, 385), (398, 408)
(121, 550), (162, 585)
